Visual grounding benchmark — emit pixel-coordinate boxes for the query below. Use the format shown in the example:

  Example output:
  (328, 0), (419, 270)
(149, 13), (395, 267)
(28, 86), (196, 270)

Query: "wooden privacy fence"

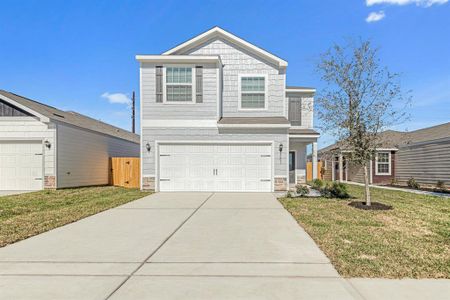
(306, 161), (323, 182)
(110, 157), (140, 188)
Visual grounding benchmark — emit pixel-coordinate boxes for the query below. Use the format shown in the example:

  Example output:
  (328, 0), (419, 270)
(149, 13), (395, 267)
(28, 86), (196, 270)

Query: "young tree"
(317, 39), (410, 206)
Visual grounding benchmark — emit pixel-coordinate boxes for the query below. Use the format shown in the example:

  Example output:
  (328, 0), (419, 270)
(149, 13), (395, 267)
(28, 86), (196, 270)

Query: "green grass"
(280, 184), (450, 278)
(0, 186), (151, 247)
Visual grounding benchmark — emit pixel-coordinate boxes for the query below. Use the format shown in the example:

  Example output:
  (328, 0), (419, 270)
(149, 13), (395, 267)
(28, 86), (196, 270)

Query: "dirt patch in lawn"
(348, 201), (393, 210)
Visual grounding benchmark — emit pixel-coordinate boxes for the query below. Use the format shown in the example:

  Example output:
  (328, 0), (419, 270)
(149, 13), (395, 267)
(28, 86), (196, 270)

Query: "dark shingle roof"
(319, 123), (450, 154)
(289, 128), (320, 135)
(0, 90), (139, 144)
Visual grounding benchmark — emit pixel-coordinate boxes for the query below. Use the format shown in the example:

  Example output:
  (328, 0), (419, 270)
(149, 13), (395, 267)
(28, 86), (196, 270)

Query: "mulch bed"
(348, 201), (393, 211)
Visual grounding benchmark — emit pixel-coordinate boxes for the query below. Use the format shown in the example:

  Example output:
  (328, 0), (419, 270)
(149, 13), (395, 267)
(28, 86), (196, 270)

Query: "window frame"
(375, 151), (391, 175)
(238, 74), (268, 111)
(162, 65), (196, 104)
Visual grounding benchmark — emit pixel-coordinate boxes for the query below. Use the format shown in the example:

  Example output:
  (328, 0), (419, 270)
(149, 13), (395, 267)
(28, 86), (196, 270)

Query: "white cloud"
(366, 11), (386, 22)
(101, 92), (131, 105)
(366, 0), (448, 7)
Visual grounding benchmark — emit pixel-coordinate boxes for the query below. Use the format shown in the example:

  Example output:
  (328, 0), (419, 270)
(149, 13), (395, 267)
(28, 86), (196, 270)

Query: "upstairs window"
(239, 75), (267, 109)
(376, 152), (391, 175)
(165, 67), (194, 102)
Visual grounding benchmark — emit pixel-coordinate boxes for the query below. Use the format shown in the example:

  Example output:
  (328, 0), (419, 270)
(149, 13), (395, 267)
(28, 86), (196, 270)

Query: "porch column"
(331, 156), (335, 181)
(338, 153), (344, 182)
(312, 142), (318, 179)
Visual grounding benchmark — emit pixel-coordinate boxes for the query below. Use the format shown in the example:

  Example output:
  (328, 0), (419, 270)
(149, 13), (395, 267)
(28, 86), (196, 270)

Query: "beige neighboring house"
(0, 90), (139, 191)
(319, 122), (450, 188)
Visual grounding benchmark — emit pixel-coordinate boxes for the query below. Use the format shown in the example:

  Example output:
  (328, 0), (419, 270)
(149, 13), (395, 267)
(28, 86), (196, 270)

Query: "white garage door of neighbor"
(0, 141), (43, 191)
(159, 143), (272, 192)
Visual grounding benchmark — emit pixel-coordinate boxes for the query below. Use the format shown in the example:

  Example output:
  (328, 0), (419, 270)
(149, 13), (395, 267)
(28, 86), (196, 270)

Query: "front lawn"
(280, 184), (450, 278)
(0, 186), (151, 247)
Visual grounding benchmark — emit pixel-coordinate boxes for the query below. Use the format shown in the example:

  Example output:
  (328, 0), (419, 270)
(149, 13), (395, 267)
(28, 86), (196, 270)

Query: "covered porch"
(288, 129), (320, 188)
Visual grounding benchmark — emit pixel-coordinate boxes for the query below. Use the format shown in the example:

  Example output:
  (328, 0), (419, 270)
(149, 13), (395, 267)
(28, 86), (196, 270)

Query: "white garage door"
(0, 141), (43, 191)
(159, 143), (272, 192)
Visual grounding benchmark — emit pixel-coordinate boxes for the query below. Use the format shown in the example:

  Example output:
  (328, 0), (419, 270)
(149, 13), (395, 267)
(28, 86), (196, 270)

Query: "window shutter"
(156, 66), (163, 103)
(195, 66), (203, 103)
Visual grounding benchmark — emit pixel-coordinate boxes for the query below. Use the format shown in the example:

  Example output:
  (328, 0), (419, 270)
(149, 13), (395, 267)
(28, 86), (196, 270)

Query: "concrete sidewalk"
(0, 192), (449, 299)
(347, 181), (450, 198)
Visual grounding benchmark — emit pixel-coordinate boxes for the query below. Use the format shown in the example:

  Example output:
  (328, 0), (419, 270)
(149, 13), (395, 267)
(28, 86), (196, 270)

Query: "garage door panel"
(0, 141), (43, 191)
(159, 143), (272, 192)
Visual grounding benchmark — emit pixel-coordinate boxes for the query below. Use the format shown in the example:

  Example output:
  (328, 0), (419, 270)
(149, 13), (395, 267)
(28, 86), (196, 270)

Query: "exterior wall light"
(279, 143), (283, 153)
(44, 140), (51, 149)
(145, 142), (151, 152)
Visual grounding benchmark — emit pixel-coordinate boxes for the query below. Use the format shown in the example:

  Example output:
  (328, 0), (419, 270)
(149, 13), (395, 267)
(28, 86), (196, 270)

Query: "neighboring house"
(319, 122), (450, 187)
(0, 90), (139, 191)
(137, 27), (320, 192)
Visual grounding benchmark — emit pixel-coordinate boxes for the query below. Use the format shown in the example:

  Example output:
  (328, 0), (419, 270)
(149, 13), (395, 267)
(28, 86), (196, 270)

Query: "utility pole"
(131, 91), (136, 133)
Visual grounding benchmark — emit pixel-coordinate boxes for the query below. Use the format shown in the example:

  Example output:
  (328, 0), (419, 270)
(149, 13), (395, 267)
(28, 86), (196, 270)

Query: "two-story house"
(137, 27), (319, 192)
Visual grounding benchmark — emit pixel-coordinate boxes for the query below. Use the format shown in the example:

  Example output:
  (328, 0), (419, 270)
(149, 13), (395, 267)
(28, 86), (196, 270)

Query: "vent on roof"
(53, 113), (65, 118)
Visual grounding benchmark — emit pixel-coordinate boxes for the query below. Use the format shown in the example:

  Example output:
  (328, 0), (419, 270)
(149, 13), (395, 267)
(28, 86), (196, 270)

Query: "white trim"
(289, 134), (320, 138)
(155, 140), (275, 192)
(216, 66), (220, 121)
(0, 137), (43, 141)
(136, 55), (220, 64)
(162, 65), (196, 104)
(162, 27), (288, 68)
(217, 123), (290, 129)
(376, 148), (398, 151)
(286, 87), (316, 93)
(0, 94), (50, 123)
(238, 74), (268, 111)
(139, 64), (144, 190)
(375, 151), (391, 176)
(142, 120), (217, 128)
(157, 140), (274, 145)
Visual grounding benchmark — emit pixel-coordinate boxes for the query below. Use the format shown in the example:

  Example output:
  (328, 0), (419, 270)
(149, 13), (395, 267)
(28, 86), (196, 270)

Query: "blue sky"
(1, 0), (449, 148)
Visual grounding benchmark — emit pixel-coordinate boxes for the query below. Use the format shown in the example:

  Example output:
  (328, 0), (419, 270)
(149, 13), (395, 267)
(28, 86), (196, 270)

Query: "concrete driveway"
(0, 193), (361, 299)
(0, 190), (32, 197)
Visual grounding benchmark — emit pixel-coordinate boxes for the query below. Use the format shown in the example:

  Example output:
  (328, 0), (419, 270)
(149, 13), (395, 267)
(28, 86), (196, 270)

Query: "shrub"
(390, 178), (399, 186)
(286, 191), (293, 198)
(436, 180), (445, 189)
(296, 185), (310, 197)
(321, 182), (350, 199)
(310, 179), (324, 190)
(407, 177), (420, 189)
(436, 180), (446, 191)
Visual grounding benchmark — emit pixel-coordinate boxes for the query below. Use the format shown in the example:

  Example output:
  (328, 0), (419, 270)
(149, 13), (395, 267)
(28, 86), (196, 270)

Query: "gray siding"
(347, 162), (365, 183)
(396, 138), (450, 186)
(0, 117), (56, 177)
(287, 93), (313, 128)
(185, 38), (286, 117)
(142, 127), (288, 177)
(141, 63), (218, 120)
(57, 123), (139, 188)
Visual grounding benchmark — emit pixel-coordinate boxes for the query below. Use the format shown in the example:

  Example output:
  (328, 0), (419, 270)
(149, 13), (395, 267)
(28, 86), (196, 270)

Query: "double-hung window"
(239, 75), (267, 109)
(165, 67), (194, 102)
(376, 152), (391, 175)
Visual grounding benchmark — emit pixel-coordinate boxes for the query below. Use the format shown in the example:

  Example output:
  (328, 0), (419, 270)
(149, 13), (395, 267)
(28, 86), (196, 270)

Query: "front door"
(289, 151), (295, 184)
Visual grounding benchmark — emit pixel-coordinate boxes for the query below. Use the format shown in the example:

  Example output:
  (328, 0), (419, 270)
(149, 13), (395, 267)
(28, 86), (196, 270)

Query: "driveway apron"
(0, 192), (361, 300)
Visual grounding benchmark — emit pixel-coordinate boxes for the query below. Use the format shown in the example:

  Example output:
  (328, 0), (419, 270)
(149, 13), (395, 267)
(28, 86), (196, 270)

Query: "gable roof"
(163, 26), (288, 68)
(0, 90), (139, 144)
(319, 122), (450, 154)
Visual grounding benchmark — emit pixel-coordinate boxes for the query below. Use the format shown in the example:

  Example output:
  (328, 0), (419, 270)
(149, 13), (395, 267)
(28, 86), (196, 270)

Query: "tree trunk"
(363, 162), (371, 206)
